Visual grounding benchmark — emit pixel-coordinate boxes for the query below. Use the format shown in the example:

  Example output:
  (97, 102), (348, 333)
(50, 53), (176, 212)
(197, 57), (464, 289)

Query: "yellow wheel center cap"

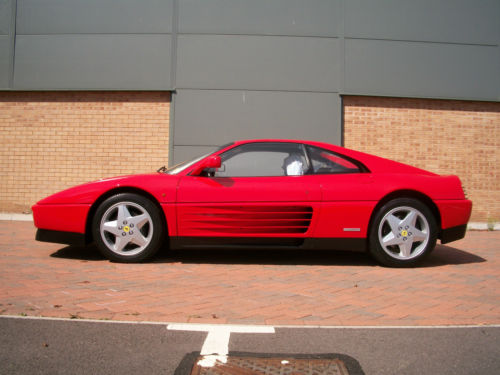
(401, 230), (408, 237)
(123, 226), (130, 233)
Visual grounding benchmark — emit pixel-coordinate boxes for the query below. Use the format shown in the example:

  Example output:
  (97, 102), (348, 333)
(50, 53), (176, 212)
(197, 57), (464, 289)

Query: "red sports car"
(33, 139), (472, 267)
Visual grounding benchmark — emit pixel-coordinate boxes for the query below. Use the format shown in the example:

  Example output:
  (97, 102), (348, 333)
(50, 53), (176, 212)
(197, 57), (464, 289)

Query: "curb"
(467, 222), (500, 231)
(1, 315), (500, 329)
(0, 213), (33, 221)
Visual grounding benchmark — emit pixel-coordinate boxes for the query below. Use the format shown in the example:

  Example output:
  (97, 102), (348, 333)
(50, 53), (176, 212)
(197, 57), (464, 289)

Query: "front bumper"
(36, 229), (87, 246)
(32, 203), (91, 233)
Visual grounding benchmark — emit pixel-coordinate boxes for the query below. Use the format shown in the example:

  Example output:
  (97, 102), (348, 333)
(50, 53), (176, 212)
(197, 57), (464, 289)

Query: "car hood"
(36, 173), (179, 205)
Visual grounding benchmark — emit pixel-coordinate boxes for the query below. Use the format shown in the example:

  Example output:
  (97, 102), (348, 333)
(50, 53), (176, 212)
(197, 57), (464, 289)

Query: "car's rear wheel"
(92, 193), (165, 262)
(369, 198), (437, 267)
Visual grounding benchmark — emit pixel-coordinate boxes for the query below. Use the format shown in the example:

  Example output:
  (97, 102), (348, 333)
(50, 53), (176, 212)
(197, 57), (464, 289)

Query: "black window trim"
(213, 141), (309, 178)
(303, 144), (370, 175)
(203, 141), (371, 178)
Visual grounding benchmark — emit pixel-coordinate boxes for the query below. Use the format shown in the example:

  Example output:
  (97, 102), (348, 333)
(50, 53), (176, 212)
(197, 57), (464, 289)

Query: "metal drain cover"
(190, 355), (350, 375)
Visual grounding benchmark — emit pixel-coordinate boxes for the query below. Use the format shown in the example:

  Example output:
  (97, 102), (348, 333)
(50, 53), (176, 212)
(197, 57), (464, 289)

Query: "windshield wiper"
(157, 166), (167, 173)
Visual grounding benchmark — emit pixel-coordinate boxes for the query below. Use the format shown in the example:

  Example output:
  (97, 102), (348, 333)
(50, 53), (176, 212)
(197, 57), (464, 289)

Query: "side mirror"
(190, 155), (222, 176)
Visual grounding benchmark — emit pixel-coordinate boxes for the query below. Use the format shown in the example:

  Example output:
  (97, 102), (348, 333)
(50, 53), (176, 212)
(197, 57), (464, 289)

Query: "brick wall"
(0, 91), (170, 212)
(1, 92), (498, 223)
(343, 96), (500, 222)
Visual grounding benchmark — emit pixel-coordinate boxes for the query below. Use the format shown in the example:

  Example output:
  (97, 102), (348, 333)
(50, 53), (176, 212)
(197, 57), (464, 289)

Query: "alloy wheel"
(377, 206), (430, 260)
(99, 201), (153, 256)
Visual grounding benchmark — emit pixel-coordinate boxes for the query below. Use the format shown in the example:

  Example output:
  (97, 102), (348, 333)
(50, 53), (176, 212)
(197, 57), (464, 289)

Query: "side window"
(306, 146), (361, 174)
(214, 143), (308, 177)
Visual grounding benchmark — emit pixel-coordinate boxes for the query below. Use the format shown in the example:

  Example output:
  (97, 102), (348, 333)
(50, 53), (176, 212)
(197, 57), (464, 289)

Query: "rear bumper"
(36, 229), (87, 246)
(435, 199), (472, 230)
(440, 224), (467, 244)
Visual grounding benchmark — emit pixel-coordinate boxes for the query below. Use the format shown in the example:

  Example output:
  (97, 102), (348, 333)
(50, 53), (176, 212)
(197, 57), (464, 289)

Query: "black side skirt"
(170, 237), (367, 252)
(440, 224), (468, 244)
(36, 229), (87, 247)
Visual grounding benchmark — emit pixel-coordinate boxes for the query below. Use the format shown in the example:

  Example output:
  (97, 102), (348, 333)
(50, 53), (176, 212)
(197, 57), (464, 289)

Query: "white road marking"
(166, 323), (275, 333)
(167, 323), (275, 367)
(198, 329), (231, 367)
(200, 328), (231, 356)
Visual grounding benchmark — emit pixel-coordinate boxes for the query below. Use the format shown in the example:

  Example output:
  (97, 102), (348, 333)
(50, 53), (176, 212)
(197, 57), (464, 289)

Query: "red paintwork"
(33, 204), (91, 233)
(32, 139), (472, 243)
(434, 199), (473, 229)
(191, 155), (222, 176)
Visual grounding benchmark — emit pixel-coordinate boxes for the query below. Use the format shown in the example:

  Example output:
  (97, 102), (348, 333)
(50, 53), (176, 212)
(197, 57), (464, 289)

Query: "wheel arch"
(84, 187), (167, 244)
(368, 190), (442, 239)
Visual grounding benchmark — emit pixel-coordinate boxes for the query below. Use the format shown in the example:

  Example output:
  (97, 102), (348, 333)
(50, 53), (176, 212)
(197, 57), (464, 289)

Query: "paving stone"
(0, 221), (499, 326)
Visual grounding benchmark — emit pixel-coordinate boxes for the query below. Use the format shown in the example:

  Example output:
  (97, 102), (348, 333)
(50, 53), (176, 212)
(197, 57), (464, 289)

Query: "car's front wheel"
(92, 193), (165, 262)
(369, 198), (437, 267)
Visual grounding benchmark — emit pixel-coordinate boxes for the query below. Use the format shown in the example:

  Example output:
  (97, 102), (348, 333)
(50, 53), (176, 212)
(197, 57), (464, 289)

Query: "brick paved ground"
(1, 221), (498, 326)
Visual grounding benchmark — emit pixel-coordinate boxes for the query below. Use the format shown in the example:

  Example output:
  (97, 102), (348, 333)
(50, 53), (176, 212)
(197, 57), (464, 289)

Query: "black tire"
(92, 193), (165, 262)
(369, 198), (437, 267)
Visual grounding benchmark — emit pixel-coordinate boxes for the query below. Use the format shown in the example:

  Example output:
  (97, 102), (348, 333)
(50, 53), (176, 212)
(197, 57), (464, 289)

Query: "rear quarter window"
(306, 145), (361, 174)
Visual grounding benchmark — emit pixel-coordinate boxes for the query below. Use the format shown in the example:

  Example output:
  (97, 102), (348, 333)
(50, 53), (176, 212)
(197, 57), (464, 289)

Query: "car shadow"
(50, 243), (485, 267)
(50, 244), (106, 261)
(156, 247), (377, 267)
(420, 243), (486, 267)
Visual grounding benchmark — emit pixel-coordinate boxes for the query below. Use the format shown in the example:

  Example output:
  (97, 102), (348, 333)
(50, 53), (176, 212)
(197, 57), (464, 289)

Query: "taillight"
(461, 183), (468, 199)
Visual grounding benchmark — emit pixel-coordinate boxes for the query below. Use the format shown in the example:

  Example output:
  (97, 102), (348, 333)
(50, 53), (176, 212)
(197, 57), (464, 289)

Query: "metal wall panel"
(345, 0), (499, 45)
(0, 0), (12, 88)
(178, 0), (340, 37)
(173, 145), (221, 165)
(344, 39), (500, 101)
(17, 0), (173, 34)
(4, 0), (498, 102)
(14, 35), (171, 89)
(0, 36), (10, 88)
(176, 35), (339, 92)
(0, 0), (11, 35)
(173, 89), (341, 160)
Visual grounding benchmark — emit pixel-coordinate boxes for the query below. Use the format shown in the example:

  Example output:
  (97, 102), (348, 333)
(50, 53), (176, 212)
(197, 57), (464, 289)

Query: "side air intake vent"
(183, 205), (313, 235)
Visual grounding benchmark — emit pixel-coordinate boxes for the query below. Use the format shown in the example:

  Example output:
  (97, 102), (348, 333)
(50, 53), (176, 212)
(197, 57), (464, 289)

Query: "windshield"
(163, 153), (210, 175)
(161, 142), (235, 175)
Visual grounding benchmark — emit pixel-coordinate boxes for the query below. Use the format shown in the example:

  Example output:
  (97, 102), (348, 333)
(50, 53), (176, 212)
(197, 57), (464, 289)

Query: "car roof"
(230, 139), (344, 151)
(221, 139), (435, 175)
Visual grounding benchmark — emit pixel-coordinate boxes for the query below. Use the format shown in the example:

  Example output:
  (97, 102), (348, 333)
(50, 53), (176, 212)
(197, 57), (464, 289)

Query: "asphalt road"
(1, 316), (499, 375)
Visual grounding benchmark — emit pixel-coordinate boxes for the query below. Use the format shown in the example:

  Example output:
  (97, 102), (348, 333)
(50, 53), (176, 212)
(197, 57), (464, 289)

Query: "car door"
(176, 142), (321, 238)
